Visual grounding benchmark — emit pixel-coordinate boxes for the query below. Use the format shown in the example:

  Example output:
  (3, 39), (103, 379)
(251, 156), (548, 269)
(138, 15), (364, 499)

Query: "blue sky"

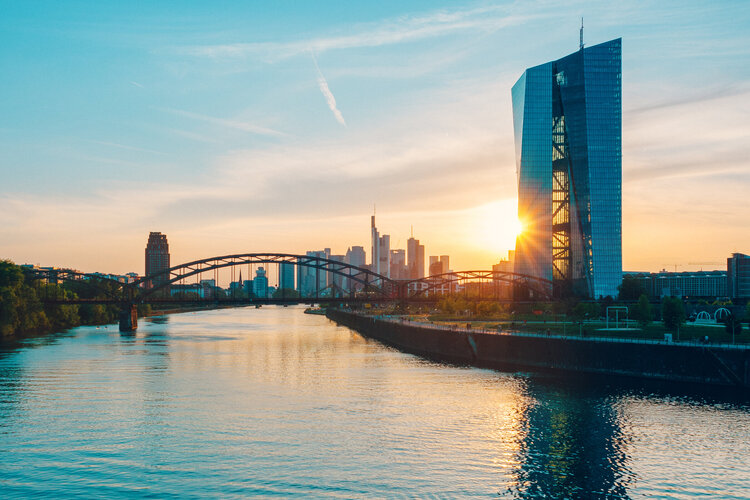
(1, 0), (749, 274)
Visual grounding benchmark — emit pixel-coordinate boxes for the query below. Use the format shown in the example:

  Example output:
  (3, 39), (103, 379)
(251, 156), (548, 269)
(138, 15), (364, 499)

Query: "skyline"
(2, 1), (749, 275)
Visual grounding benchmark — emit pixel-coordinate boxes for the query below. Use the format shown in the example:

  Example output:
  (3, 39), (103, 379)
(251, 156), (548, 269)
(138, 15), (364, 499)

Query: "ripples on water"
(0, 306), (748, 498)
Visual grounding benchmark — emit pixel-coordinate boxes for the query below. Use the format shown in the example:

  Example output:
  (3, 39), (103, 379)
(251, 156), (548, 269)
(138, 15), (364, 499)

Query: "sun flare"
(471, 200), (520, 257)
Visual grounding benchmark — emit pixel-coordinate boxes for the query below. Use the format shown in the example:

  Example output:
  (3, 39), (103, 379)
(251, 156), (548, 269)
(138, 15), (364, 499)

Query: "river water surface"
(1, 306), (748, 498)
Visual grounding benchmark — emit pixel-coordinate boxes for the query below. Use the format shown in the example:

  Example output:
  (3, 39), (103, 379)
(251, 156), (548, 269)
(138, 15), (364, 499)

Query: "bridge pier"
(119, 304), (138, 332)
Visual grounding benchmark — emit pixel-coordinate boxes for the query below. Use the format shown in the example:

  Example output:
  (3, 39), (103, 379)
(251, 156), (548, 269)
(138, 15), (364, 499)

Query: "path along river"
(1, 306), (748, 498)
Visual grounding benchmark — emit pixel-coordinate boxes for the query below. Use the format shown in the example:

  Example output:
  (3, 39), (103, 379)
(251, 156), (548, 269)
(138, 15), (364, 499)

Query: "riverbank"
(327, 309), (750, 391)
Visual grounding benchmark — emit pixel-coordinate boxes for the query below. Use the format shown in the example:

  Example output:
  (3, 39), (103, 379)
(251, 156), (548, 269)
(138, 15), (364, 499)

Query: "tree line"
(0, 260), (148, 338)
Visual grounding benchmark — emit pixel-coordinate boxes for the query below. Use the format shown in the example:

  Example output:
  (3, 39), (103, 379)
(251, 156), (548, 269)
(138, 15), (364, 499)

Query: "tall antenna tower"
(579, 18), (584, 50)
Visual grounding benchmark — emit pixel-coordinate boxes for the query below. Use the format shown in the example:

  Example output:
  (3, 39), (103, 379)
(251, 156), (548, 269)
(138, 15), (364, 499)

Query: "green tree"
(571, 302), (598, 322)
(723, 313), (743, 337)
(632, 294), (653, 329)
(617, 275), (647, 301)
(41, 284), (80, 330)
(0, 260), (49, 336)
(272, 288), (300, 299)
(661, 297), (686, 331)
(598, 296), (615, 319)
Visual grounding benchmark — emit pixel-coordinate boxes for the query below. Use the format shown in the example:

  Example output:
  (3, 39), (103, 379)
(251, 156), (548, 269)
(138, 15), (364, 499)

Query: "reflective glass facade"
(512, 39), (622, 298)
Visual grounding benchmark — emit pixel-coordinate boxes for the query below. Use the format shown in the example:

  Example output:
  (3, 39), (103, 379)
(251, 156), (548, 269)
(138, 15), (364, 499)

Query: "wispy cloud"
(176, 5), (533, 62)
(159, 107), (287, 138)
(311, 52), (346, 127)
(89, 140), (164, 155)
(130, 81), (144, 88)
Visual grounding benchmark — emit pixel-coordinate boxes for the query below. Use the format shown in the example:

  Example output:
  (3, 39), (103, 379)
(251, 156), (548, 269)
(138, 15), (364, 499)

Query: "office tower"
(371, 216), (380, 274)
(297, 250), (327, 297)
(145, 231), (170, 290)
(329, 254), (346, 294)
(727, 253), (750, 300)
(346, 246), (366, 268)
(279, 262), (294, 291)
(407, 236), (426, 279)
(428, 257), (442, 277)
(428, 255), (450, 277)
(253, 267), (268, 298)
(370, 215), (391, 277)
(416, 243), (425, 279)
(345, 246), (366, 291)
(390, 249), (406, 280)
(439, 255), (450, 274)
(492, 250), (516, 274)
(379, 234), (391, 278)
(512, 37), (622, 298)
(407, 237), (418, 278)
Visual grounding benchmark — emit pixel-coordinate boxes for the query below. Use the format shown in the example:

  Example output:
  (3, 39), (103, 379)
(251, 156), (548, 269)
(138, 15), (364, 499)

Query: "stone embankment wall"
(327, 310), (750, 390)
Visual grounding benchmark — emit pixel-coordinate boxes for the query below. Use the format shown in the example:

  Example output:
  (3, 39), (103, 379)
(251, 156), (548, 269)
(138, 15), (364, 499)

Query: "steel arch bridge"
(25, 252), (554, 331)
(399, 270), (553, 301)
(133, 253), (394, 300)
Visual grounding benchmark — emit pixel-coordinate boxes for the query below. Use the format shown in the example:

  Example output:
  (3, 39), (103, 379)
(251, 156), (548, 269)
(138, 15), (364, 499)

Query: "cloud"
(130, 81), (144, 88)
(627, 84), (750, 116)
(158, 107), (287, 138)
(89, 140), (164, 155)
(175, 5), (534, 62)
(311, 52), (346, 127)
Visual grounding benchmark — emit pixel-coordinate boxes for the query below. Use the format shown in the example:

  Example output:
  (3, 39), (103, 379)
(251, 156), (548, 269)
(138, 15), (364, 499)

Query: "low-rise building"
(624, 270), (727, 299)
(728, 253), (750, 300)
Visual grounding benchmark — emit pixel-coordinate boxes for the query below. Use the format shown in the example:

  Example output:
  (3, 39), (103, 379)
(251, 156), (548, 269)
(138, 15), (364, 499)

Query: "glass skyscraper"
(512, 38), (622, 298)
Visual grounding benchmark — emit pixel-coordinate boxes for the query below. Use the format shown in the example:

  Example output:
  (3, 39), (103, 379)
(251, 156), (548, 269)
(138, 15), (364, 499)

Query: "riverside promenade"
(327, 309), (750, 392)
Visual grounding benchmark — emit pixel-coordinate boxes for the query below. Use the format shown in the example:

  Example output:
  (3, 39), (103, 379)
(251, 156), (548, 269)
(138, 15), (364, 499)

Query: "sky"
(1, 0), (749, 275)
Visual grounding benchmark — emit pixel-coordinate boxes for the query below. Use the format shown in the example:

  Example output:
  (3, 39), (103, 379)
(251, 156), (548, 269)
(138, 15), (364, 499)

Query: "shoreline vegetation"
(0, 260), (224, 340)
(3, 258), (748, 345)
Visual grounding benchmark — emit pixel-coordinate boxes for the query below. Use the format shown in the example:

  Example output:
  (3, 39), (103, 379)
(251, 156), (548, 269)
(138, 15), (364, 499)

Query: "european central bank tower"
(512, 38), (622, 298)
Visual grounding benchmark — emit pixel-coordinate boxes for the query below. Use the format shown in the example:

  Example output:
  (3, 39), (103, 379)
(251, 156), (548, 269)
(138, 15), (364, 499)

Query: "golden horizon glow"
(469, 200), (520, 259)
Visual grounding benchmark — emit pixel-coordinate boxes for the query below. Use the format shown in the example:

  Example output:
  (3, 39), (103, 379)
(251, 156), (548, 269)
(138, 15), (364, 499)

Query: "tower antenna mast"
(579, 17), (584, 50)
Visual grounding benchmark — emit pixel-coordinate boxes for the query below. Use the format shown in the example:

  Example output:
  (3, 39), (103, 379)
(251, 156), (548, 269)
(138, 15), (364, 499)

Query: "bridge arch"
(402, 270), (553, 300)
(135, 253), (395, 301)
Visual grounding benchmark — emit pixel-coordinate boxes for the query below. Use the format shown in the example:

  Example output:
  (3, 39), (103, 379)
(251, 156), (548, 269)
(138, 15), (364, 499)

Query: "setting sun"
(471, 200), (520, 258)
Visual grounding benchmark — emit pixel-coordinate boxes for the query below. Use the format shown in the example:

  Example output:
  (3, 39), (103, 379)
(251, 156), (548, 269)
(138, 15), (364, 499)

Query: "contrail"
(311, 51), (346, 127)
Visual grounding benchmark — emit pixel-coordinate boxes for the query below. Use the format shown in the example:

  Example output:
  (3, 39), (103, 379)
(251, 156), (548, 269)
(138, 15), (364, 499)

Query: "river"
(0, 306), (748, 498)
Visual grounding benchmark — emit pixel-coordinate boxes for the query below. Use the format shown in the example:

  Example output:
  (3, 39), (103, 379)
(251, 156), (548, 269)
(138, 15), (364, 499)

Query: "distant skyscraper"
(253, 266), (268, 298)
(298, 250), (326, 297)
(492, 250), (516, 274)
(345, 245), (366, 291)
(407, 235), (425, 279)
(428, 255), (449, 276)
(370, 215), (391, 277)
(390, 249), (406, 280)
(329, 254), (346, 295)
(371, 215), (380, 274)
(145, 231), (170, 290)
(379, 234), (390, 278)
(439, 255), (450, 274)
(279, 262), (294, 291)
(512, 37), (622, 298)
(429, 257), (442, 277)
(346, 246), (366, 268)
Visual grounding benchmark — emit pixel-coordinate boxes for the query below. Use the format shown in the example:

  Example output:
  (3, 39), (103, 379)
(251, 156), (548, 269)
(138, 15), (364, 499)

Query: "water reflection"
(0, 307), (747, 498)
(508, 381), (634, 498)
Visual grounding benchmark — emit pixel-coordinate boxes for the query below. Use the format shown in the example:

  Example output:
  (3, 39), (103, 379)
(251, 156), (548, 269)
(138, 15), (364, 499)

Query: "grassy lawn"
(419, 316), (750, 344)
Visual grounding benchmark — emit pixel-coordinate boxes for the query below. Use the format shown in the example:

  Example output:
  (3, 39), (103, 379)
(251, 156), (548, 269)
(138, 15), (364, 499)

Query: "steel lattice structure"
(132, 253), (394, 300)
(401, 270), (553, 300)
(25, 253), (554, 304)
